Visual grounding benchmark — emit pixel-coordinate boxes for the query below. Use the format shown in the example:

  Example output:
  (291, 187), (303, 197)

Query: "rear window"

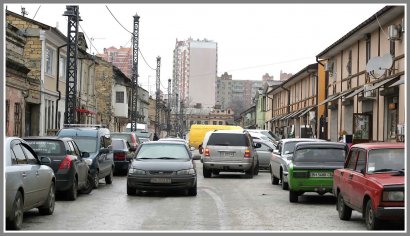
(207, 133), (249, 147)
(26, 140), (65, 156)
(112, 139), (126, 150)
(293, 148), (346, 162)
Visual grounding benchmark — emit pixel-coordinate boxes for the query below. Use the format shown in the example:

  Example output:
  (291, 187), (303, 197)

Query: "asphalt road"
(19, 160), (404, 232)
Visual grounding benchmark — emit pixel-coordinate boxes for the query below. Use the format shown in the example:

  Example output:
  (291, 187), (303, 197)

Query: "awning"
(389, 75), (404, 87)
(76, 108), (96, 115)
(298, 106), (315, 117)
(369, 76), (401, 91)
(345, 87), (365, 99)
(318, 94), (337, 106)
(280, 111), (295, 120)
(289, 108), (307, 119)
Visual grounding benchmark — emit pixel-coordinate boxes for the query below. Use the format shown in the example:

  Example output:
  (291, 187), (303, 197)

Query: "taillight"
(244, 149), (251, 158)
(204, 148), (210, 157)
(59, 156), (72, 170)
(114, 152), (126, 160)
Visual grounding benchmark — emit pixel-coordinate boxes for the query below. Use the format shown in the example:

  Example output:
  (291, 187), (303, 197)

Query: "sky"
(5, 3), (388, 95)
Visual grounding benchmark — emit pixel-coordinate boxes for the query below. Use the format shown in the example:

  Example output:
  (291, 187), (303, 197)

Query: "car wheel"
(271, 169), (279, 185)
(337, 193), (352, 220)
(38, 183), (55, 215)
(105, 168), (113, 184)
(93, 171), (99, 189)
(254, 161), (259, 176)
(80, 174), (94, 194)
(203, 166), (211, 178)
(127, 185), (136, 196)
(365, 200), (381, 230)
(289, 190), (298, 203)
(281, 172), (289, 190)
(67, 177), (78, 201)
(7, 191), (24, 230)
(245, 165), (254, 178)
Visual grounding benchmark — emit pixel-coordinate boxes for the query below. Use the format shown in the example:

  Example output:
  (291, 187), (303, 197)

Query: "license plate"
(150, 178), (171, 183)
(222, 152), (234, 157)
(310, 172), (333, 177)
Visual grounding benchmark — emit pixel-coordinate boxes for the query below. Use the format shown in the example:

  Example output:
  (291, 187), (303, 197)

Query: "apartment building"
(316, 6), (405, 143)
(97, 46), (132, 79)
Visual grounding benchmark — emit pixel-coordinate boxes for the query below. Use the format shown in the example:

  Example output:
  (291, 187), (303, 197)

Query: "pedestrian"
(153, 133), (159, 141)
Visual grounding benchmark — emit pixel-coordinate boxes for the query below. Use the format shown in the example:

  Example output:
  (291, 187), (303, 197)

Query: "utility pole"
(155, 56), (161, 136)
(130, 13), (140, 131)
(63, 5), (81, 125)
(167, 78), (171, 133)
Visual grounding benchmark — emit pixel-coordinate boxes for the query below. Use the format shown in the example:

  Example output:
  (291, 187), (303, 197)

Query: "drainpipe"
(316, 56), (328, 140)
(280, 84), (290, 137)
(39, 30), (46, 136)
(87, 56), (96, 124)
(55, 44), (67, 129)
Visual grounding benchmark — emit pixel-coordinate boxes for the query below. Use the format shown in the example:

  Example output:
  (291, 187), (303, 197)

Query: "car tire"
(365, 200), (381, 230)
(254, 161), (259, 176)
(38, 183), (55, 215)
(289, 190), (298, 203)
(67, 177), (78, 201)
(80, 174), (94, 194)
(127, 185), (136, 196)
(7, 191), (24, 230)
(93, 171), (99, 189)
(271, 170), (279, 185)
(203, 166), (211, 178)
(281, 172), (289, 190)
(337, 193), (352, 220)
(245, 166), (254, 178)
(105, 168), (113, 184)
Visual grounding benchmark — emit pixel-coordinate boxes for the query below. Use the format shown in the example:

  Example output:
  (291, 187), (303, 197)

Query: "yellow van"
(188, 124), (243, 149)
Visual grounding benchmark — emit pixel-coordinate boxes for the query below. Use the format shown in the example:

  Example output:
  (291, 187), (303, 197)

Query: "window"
(311, 76), (316, 96)
(116, 91), (125, 103)
(12, 144), (27, 164)
(14, 103), (22, 136)
(218, 121), (223, 125)
(22, 144), (38, 164)
(346, 50), (352, 76)
(59, 55), (66, 81)
(346, 149), (358, 170)
(45, 46), (55, 75)
(355, 150), (366, 172)
(365, 33), (371, 63)
(213, 121), (217, 125)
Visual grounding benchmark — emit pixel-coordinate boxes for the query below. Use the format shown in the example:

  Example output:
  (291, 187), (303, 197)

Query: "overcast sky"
(6, 3), (387, 95)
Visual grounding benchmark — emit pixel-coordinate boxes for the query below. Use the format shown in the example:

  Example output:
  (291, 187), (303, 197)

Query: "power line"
(105, 5), (133, 35)
(78, 22), (102, 55)
(138, 47), (156, 71)
(32, 5), (41, 20)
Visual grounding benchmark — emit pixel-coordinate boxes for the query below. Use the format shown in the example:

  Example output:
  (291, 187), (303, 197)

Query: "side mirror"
(40, 156), (51, 165)
(273, 150), (280, 155)
(82, 152), (90, 158)
(199, 147), (204, 154)
(254, 143), (262, 148)
(360, 168), (366, 175)
(268, 148), (274, 153)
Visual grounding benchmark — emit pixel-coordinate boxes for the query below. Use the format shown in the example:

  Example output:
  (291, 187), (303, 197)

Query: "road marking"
(202, 187), (228, 230)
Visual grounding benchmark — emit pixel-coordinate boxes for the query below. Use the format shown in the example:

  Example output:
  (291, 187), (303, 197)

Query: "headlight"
(176, 169), (195, 175)
(382, 191), (404, 201)
(128, 168), (146, 175)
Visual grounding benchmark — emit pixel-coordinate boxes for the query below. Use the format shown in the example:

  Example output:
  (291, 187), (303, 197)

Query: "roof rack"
(63, 124), (107, 129)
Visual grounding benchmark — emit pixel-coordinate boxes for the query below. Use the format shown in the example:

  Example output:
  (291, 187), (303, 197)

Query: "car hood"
(132, 159), (193, 171)
(367, 173), (405, 186)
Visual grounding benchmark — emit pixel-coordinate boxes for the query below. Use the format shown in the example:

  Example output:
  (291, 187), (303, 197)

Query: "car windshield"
(283, 141), (300, 155)
(136, 143), (189, 160)
(25, 140), (65, 156)
(70, 137), (98, 153)
(207, 133), (249, 146)
(367, 148), (404, 173)
(112, 139), (126, 150)
(293, 148), (346, 162)
(111, 134), (131, 143)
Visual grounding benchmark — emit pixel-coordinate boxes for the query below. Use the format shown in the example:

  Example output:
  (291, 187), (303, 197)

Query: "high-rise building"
(97, 46), (132, 79)
(172, 38), (218, 108)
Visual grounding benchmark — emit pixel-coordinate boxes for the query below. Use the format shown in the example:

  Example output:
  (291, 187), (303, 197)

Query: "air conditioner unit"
(363, 84), (376, 98)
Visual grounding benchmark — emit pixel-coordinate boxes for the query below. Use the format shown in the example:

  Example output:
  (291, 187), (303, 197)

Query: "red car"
(333, 143), (404, 230)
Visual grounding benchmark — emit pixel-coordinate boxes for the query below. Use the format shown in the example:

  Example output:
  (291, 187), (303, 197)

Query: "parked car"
(110, 132), (140, 153)
(245, 129), (280, 144)
(139, 138), (150, 143)
(202, 130), (261, 178)
(135, 130), (153, 141)
(24, 137), (93, 200)
(287, 142), (348, 203)
(333, 143), (404, 230)
(5, 137), (56, 230)
(158, 137), (188, 145)
(270, 138), (325, 190)
(249, 132), (272, 142)
(57, 125), (115, 189)
(111, 138), (134, 175)
(127, 141), (200, 196)
(253, 139), (276, 170)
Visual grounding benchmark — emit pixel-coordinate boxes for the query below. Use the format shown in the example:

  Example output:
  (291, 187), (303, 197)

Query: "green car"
(288, 142), (347, 203)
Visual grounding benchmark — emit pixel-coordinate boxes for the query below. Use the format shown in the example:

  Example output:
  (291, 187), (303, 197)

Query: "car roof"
(23, 136), (72, 141)
(352, 142), (404, 150)
(294, 142), (347, 149)
(280, 138), (324, 143)
(143, 141), (187, 145)
(212, 130), (247, 134)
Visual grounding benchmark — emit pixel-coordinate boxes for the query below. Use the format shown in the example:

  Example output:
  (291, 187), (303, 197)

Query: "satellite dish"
(366, 53), (393, 79)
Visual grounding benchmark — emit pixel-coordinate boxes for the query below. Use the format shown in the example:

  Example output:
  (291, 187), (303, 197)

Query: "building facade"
(97, 46), (132, 79)
(316, 6), (405, 143)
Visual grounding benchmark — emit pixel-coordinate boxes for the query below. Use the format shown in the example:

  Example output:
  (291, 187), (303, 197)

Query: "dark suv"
(57, 125), (114, 189)
(24, 137), (93, 200)
(202, 130), (261, 178)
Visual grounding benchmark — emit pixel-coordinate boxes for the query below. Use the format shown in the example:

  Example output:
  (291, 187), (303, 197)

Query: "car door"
(69, 141), (88, 188)
(100, 135), (112, 177)
(256, 142), (273, 167)
(349, 149), (368, 209)
(271, 142), (282, 178)
(11, 141), (39, 208)
(339, 148), (359, 205)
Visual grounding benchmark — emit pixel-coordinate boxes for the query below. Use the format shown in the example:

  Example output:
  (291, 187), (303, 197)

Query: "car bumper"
(203, 161), (252, 171)
(114, 161), (129, 170)
(375, 207), (405, 219)
(55, 173), (75, 192)
(127, 175), (196, 191)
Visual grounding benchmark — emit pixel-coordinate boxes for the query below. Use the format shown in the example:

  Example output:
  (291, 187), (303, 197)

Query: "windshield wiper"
(155, 157), (177, 159)
(137, 157), (152, 159)
(374, 168), (394, 172)
(213, 144), (229, 146)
